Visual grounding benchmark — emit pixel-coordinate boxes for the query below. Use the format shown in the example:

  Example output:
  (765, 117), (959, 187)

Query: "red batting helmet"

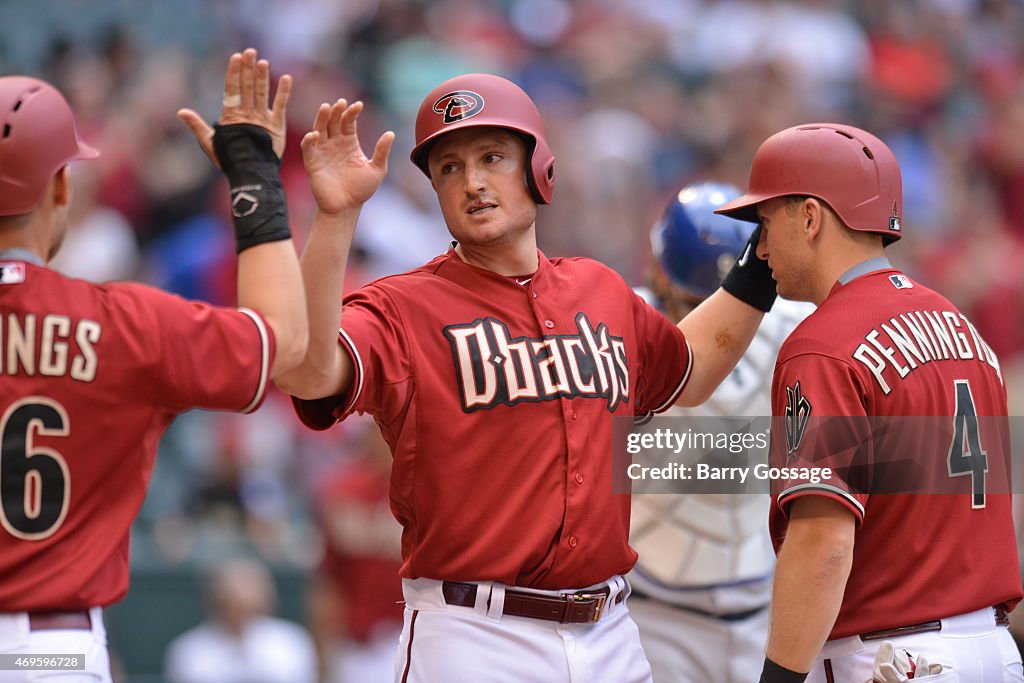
(715, 123), (903, 243)
(0, 76), (99, 216)
(410, 73), (555, 204)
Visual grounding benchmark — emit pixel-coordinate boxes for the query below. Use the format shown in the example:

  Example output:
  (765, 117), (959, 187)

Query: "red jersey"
(315, 459), (404, 642)
(0, 258), (274, 610)
(294, 248), (691, 589)
(769, 260), (1021, 638)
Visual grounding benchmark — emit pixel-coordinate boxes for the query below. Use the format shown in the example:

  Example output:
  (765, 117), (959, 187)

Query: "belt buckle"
(575, 591), (608, 622)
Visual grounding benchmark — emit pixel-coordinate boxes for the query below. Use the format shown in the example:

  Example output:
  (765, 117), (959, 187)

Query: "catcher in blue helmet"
(648, 181), (749, 320)
(630, 180), (815, 683)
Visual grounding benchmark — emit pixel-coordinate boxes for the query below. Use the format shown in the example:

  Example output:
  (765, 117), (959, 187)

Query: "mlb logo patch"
(889, 274), (913, 289)
(0, 262), (25, 285)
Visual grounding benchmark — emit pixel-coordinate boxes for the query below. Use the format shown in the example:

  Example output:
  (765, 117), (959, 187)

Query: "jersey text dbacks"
(446, 312), (629, 412)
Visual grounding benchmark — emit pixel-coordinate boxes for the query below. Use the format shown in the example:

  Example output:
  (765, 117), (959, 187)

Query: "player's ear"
(52, 166), (72, 209)
(803, 197), (824, 241)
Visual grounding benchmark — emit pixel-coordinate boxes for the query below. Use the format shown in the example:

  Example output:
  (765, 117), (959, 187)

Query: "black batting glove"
(721, 223), (777, 313)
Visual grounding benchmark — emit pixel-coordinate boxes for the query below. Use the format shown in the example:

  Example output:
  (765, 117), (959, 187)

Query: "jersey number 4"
(0, 397), (70, 540)
(947, 380), (987, 509)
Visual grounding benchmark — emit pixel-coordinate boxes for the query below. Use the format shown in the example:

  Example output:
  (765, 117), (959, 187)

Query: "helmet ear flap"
(523, 135), (555, 205)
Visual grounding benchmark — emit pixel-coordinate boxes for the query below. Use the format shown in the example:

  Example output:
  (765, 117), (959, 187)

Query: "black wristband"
(759, 657), (808, 683)
(212, 123), (291, 253)
(721, 223), (777, 312)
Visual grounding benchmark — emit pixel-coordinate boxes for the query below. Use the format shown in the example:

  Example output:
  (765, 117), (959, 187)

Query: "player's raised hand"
(177, 48), (292, 166)
(300, 99), (395, 215)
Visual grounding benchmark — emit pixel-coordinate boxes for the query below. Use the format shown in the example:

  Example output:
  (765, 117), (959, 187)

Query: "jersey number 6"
(0, 397), (70, 540)
(947, 380), (987, 509)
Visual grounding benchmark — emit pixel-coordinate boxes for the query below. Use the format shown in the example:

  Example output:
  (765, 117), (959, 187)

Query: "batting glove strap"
(760, 657), (808, 683)
(721, 223), (777, 312)
(212, 123), (291, 253)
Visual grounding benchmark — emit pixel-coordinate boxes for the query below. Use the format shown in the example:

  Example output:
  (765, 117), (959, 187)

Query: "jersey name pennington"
(851, 308), (1001, 395)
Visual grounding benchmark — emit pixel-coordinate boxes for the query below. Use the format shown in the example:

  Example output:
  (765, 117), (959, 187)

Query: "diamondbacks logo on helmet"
(785, 381), (812, 458)
(433, 90), (485, 125)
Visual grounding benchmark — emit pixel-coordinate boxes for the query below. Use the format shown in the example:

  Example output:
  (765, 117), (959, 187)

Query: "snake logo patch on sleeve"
(785, 381), (812, 458)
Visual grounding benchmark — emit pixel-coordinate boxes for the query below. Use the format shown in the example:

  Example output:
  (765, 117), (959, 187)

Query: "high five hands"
(178, 48), (394, 214)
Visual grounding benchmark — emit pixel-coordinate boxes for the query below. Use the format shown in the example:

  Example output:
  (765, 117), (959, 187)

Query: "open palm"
(301, 99), (395, 215)
(177, 48), (291, 167)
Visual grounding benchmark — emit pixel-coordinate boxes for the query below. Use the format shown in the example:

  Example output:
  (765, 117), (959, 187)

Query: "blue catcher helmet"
(650, 181), (750, 300)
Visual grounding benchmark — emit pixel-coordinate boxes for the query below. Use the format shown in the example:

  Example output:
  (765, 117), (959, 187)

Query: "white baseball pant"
(629, 595), (768, 683)
(394, 576), (652, 683)
(808, 607), (1023, 682)
(0, 608), (110, 683)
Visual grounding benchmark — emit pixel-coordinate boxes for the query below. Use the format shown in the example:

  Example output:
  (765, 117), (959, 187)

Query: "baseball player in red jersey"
(0, 49), (306, 682)
(714, 124), (1023, 682)
(273, 73), (779, 682)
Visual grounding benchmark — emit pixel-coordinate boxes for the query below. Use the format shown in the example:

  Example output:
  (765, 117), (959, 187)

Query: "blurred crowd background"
(4, 0), (1024, 680)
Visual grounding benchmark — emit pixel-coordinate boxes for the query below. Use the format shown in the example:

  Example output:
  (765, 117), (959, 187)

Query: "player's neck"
(813, 240), (886, 303)
(0, 212), (53, 263)
(1, 181), (66, 262)
(454, 234), (539, 276)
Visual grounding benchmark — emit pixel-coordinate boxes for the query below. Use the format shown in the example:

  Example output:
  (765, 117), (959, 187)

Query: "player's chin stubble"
(775, 265), (816, 303)
(453, 207), (536, 248)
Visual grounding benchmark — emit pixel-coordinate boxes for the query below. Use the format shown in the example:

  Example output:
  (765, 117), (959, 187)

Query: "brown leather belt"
(28, 611), (92, 631)
(861, 606), (1009, 641)
(442, 581), (624, 624)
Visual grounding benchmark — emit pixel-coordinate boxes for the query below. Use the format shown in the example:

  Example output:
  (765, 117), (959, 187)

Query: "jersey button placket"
(528, 282), (553, 334)
(568, 536), (578, 549)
